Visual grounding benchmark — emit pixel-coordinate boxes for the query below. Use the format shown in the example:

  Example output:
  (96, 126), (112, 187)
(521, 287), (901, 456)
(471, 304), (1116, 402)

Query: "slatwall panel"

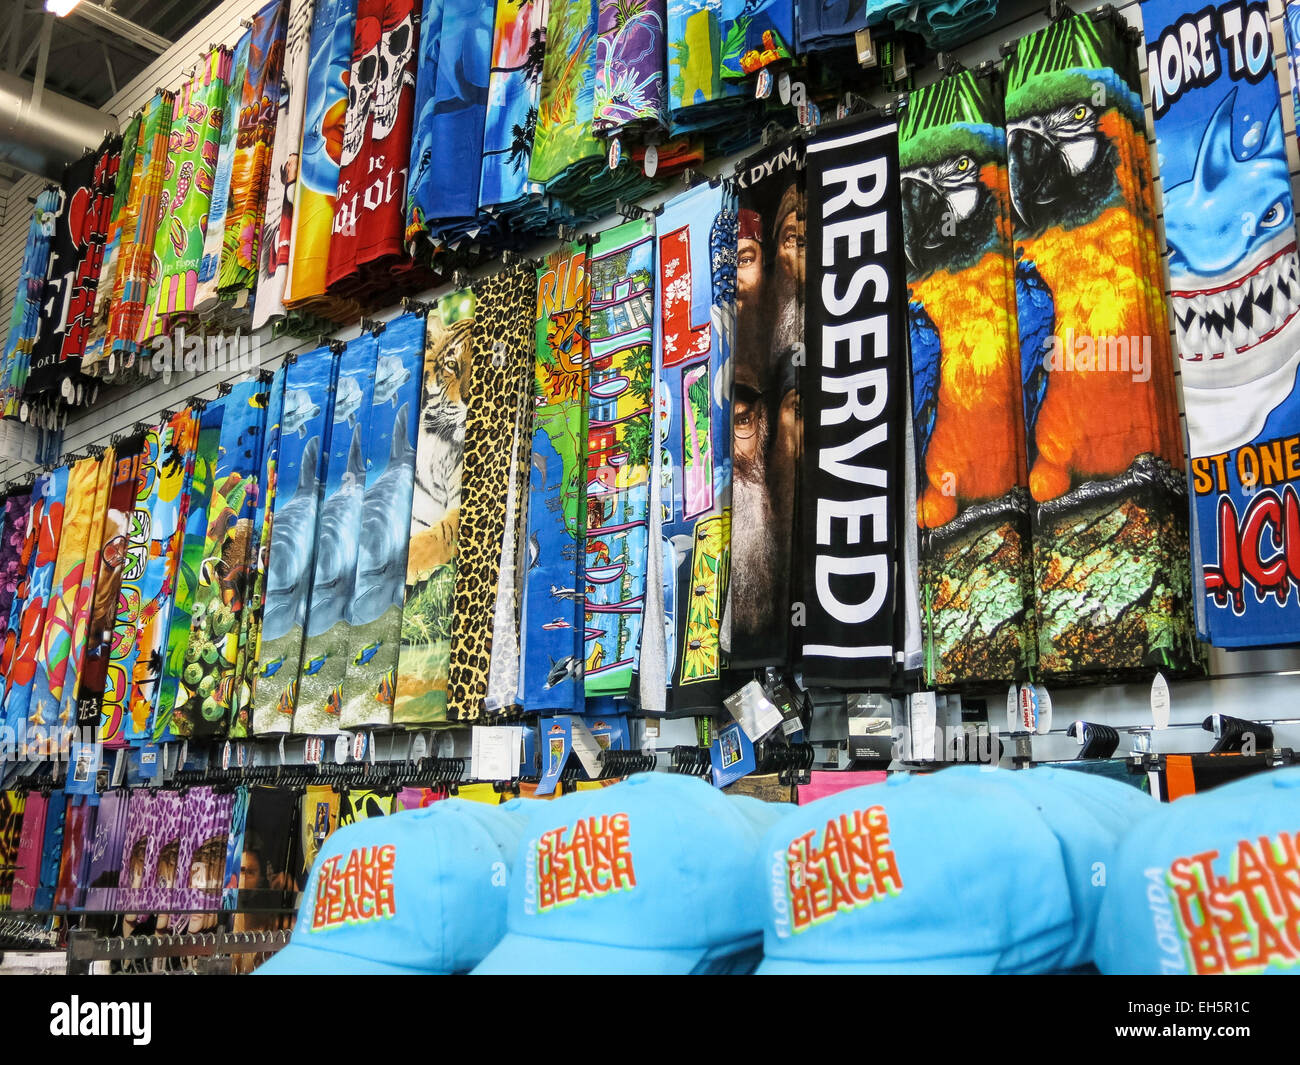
(0, 0), (1294, 755)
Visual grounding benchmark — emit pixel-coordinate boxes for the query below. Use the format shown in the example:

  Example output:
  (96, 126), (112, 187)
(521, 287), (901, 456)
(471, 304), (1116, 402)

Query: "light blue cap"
(256, 799), (527, 975)
(755, 770), (1078, 974)
(959, 765), (1159, 971)
(472, 774), (785, 975)
(1096, 766), (1300, 975)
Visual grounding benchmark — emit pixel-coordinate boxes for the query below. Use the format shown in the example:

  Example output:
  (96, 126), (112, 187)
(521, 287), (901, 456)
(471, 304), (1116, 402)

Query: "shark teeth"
(1171, 243), (1300, 361)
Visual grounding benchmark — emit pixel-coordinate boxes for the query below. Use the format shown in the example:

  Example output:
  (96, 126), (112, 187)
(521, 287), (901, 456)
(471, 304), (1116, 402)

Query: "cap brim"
(254, 939), (449, 976)
(472, 932), (710, 976)
(755, 951), (1001, 976)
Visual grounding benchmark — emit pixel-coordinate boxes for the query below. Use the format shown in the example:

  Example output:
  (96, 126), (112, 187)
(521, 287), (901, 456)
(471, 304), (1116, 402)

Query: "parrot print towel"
(174, 381), (269, 739)
(521, 245), (589, 714)
(339, 311), (425, 728)
(254, 346), (337, 734)
(650, 182), (734, 714)
(582, 221), (655, 698)
(900, 68), (1035, 686)
(446, 267), (535, 721)
(252, 0), (316, 331)
(295, 333), (380, 735)
(0, 188), (60, 413)
(1145, 0), (1300, 649)
(394, 293), (473, 724)
(285, 0), (357, 314)
(122, 410), (198, 745)
(1006, 12), (1196, 679)
(108, 91), (175, 369)
(592, 0), (668, 136)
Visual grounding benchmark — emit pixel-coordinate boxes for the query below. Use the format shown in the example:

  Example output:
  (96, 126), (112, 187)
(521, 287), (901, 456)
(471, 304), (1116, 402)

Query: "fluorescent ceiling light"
(45, 0), (84, 17)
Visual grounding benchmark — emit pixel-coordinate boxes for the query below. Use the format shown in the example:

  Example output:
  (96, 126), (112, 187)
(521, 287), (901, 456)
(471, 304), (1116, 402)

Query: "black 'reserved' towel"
(801, 117), (908, 689)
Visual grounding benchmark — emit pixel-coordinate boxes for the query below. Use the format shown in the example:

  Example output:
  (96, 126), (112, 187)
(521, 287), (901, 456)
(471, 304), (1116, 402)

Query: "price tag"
(221, 741), (232, 771)
(608, 137), (622, 171)
(778, 72), (792, 105)
(334, 734), (350, 764)
(1017, 683), (1038, 732)
(908, 691), (937, 761)
(643, 144), (658, 178)
(855, 27), (876, 67)
(1034, 686), (1053, 735)
(236, 742), (248, 768)
(411, 732), (428, 762)
(893, 45), (908, 83)
(1150, 672), (1170, 730)
(304, 737), (323, 765)
(756, 68), (772, 99)
(1006, 684), (1019, 733)
(352, 732), (368, 762)
(278, 735), (287, 764)
(179, 740), (189, 769)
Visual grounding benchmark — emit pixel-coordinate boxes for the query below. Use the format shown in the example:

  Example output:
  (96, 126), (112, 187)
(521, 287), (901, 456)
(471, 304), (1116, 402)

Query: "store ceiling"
(0, 0), (224, 199)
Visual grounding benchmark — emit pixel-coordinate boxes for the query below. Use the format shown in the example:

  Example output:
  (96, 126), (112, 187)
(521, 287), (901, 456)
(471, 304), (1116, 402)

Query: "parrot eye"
(1071, 105), (1088, 121)
(955, 156), (971, 172)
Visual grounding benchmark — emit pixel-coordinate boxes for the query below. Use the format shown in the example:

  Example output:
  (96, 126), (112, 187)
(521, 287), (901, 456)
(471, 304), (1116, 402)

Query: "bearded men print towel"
(1144, 0), (1300, 648)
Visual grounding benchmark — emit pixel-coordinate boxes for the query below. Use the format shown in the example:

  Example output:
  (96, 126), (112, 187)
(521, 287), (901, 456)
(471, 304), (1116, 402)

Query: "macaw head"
(1005, 69), (1138, 235)
(1164, 89), (1298, 387)
(900, 123), (1003, 279)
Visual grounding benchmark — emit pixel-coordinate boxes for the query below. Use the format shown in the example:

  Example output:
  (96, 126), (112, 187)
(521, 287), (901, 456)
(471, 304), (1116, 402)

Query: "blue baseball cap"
(256, 799), (527, 975)
(755, 770), (1079, 974)
(472, 773), (785, 975)
(1095, 766), (1300, 975)
(965, 765), (1159, 971)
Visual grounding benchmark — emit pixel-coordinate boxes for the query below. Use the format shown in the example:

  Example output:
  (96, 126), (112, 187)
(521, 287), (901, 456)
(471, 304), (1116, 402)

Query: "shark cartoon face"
(333, 373), (364, 428)
(305, 425), (367, 637)
(351, 405), (416, 626)
(281, 389), (320, 439)
(262, 436), (321, 641)
(372, 354), (412, 407)
(544, 655), (583, 689)
(1165, 90), (1299, 393)
(900, 129), (1002, 278)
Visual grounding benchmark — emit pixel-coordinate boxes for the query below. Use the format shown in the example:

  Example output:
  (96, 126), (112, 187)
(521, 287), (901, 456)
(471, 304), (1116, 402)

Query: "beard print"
(327, 0), (418, 294)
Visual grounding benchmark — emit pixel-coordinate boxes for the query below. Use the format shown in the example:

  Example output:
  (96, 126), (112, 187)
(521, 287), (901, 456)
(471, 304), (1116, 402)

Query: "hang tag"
(1150, 672), (1170, 730)
(709, 721), (757, 787)
(724, 680), (784, 741)
(893, 45), (908, 83)
(1034, 686), (1053, 735)
(1017, 684), (1038, 732)
(855, 27), (877, 67)
(411, 732), (428, 762)
(608, 137), (622, 170)
(471, 726), (518, 781)
(111, 749), (127, 787)
(368, 735), (377, 764)
(66, 740), (102, 795)
(568, 716), (604, 778)
(19, 401), (28, 422)
(278, 735), (286, 765)
(304, 737), (323, 765)
(352, 732), (368, 762)
(643, 144), (658, 177)
(236, 742), (248, 768)
(778, 72), (792, 105)
(334, 734), (350, 764)
(179, 740), (189, 769)
(221, 741), (232, 770)
(908, 691), (937, 761)
(1006, 684), (1019, 733)
(755, 68), (772, 99)
(764, 675), (805, 736)
(138, 743), (159, 779)
(61, 378), (75, 402)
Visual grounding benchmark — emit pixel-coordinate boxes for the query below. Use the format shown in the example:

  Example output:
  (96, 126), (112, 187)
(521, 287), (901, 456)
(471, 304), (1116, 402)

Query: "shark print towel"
(295, 333), (381, 735)
(253, 346), (338, 734)
(339, 311), (425, 728)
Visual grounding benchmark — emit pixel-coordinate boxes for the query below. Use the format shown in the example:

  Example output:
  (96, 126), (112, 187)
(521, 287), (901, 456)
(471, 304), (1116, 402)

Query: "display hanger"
(1204, 714), (1273, 755)
(1066, 720), (1120, 760)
